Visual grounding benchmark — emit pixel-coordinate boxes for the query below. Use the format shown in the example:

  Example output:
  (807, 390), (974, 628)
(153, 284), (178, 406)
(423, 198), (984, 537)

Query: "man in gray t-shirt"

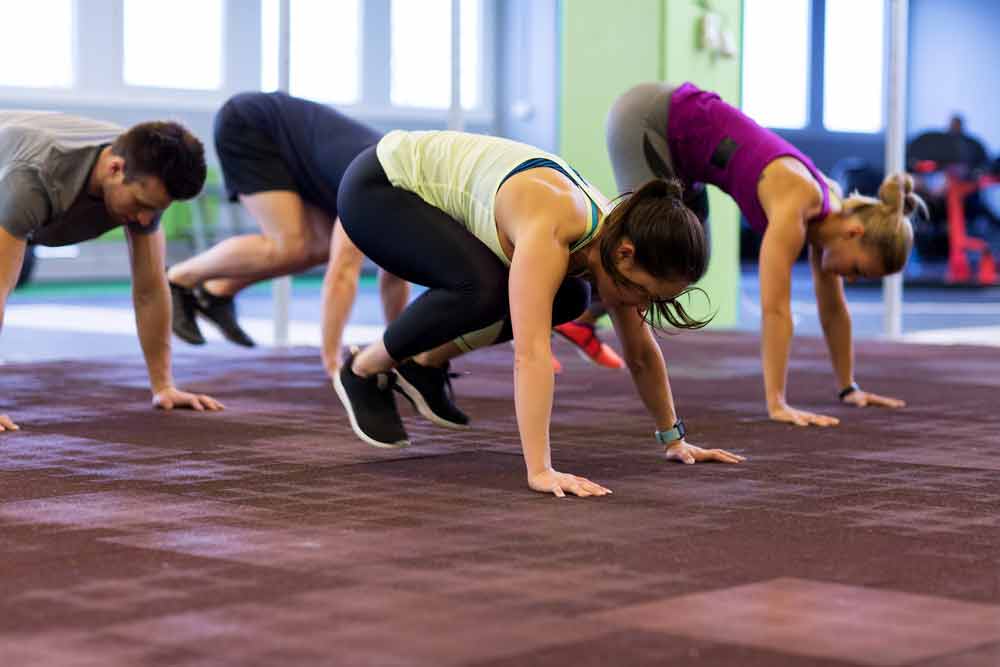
(0, 111), (223, 431)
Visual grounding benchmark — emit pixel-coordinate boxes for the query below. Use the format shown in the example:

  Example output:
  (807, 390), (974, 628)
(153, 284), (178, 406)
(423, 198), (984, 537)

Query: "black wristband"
(838, 382), (860, 401)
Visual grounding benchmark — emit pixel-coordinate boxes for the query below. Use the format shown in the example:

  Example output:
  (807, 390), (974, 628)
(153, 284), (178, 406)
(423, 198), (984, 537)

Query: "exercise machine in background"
(908, 130), (999, 285)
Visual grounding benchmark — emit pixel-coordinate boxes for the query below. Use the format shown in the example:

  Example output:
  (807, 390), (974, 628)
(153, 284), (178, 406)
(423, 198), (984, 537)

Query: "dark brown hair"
(111, 121), (206, 200)
(598, 178), (711, 330)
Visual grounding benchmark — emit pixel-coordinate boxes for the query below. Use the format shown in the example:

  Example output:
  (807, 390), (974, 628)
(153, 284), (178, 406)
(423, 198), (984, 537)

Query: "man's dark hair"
(111, 121), (206, 200)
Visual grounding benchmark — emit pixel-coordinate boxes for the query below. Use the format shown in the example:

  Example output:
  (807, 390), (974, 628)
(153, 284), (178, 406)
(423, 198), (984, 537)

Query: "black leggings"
(338, 146), (590, 361)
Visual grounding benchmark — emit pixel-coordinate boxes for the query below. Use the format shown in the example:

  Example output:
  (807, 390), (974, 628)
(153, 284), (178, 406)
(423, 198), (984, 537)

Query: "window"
(0, 0), (74, 88)
(823, 0), (885, 132)
(459, 0), (481, 110)
(0, 0), (491, 122)
(740, 0), (810, 129)
(261, 0), (280, 92)
(261, 0), (361, 104)
(390, 0), (481, 109)
(123, 0), (223, 90)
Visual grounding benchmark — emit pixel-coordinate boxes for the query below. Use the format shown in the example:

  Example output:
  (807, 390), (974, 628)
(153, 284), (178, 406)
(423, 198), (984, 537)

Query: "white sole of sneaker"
(393, 372), (470, 430)
(332, 375), (411, 449)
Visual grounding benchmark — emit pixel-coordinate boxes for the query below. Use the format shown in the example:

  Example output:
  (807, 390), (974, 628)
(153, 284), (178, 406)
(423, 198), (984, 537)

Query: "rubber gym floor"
(1, 276), (999, 666)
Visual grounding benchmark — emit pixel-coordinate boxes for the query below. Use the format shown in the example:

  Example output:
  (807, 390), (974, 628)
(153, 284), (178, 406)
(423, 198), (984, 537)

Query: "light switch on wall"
(699, 12), (722, 51)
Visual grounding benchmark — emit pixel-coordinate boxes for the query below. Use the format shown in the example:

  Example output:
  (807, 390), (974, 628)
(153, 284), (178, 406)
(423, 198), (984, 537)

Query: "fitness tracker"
(655, 419), (686, 445)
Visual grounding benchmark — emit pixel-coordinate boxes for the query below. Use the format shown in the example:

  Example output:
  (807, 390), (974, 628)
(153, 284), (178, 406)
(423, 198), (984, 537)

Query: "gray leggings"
(587, 82), (708, 320)
(605, 82), (678, 193)
(605, 81), (708, 224)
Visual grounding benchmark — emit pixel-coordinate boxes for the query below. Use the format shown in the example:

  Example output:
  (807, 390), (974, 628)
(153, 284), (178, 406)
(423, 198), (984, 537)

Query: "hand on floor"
(0, 413), (19, 432)
(665, 440), (745, 464)
(153, 387), (225, 412)
(841, 390), (905, 409)
(528, 468), (612, 498)
(768, 403), (839, 427)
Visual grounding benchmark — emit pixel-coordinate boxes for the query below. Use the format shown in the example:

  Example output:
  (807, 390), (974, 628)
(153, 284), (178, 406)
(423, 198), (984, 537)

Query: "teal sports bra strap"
(500, 158), (600, 252)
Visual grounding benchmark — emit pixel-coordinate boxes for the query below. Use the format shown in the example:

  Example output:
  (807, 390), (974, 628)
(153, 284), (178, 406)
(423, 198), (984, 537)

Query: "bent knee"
(305, 242), (330, 267)
(467, 287), (509, 323)
(260, 234), (318, 272)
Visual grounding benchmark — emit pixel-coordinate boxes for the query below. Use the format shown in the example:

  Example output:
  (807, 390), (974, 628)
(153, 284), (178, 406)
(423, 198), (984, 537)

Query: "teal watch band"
(655, 419), (686, 445)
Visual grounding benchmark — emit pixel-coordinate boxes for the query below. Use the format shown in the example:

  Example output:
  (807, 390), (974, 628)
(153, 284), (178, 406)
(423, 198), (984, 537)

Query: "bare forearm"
(134, 292), (173, 393)
(761, 310), (794, 408)
(626, 342), (677, 430)
(514, 352), (555, 476)
(819, 307), (854, 388)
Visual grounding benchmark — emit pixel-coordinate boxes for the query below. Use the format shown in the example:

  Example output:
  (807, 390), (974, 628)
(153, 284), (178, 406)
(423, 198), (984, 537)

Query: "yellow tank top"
(376, 130), (607, 266)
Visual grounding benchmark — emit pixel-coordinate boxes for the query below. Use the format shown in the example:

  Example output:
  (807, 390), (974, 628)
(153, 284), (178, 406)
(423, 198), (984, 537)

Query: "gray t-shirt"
(0, 110), (158, 246)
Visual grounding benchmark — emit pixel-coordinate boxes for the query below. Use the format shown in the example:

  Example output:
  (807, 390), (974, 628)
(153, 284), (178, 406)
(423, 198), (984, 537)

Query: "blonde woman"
(604, 81), (926, 427)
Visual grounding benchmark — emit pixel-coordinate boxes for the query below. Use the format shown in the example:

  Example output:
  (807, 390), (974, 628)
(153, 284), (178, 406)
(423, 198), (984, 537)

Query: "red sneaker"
(554, 322), (625, 369)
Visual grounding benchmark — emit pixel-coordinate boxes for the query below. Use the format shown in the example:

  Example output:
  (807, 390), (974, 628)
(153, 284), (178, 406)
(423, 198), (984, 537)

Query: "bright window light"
(123, 0), (223, 90)
(390, 0), (481, 110)
(0, 0), (74, 88)
(741, 0), (810, 129)
(460, 0), (481, 110)
(260, 0), (360, 103)
(291, 0), (360, 103)
(824, 0), (885, 133)
(261, 0), (279, 91)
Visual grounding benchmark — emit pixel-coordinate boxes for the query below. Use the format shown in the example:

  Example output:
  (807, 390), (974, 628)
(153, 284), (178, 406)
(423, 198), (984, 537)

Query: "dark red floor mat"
(1, 332), (998, 666)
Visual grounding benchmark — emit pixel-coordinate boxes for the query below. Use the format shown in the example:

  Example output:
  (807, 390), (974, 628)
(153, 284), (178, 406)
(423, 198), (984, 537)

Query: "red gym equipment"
(909, 131), (999, 286)
(943, 172), (1000, 284)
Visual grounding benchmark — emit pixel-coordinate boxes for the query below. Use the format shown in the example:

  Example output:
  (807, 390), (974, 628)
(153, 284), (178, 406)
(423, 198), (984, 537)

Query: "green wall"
(558, 0), (662, 197)
(560, 0), (742, 328)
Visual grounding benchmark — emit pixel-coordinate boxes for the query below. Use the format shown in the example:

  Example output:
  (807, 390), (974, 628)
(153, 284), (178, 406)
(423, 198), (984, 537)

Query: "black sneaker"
(169, 282), (205, 345)
(394, 361), (470, 429)
(333, 355), (411, 449)
(193, 286), (255, 347)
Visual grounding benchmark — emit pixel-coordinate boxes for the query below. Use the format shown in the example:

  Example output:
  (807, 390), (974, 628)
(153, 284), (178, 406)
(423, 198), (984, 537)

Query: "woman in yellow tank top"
(334, 131), (744, 498)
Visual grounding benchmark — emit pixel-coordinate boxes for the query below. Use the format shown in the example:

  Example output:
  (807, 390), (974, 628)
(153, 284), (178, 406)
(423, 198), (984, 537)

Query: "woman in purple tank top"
(603, 81), (927, 428)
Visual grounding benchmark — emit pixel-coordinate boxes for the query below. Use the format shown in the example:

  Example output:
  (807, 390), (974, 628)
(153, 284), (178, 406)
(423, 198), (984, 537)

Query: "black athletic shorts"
(214, 100), (297, 202)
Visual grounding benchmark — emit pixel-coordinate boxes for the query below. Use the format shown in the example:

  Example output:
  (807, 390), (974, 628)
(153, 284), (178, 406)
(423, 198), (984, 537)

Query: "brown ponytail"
(598, 178), (712, 331)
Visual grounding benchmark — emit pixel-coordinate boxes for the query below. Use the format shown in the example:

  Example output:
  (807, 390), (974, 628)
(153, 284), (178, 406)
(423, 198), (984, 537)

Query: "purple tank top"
(666, 82), (830, 234)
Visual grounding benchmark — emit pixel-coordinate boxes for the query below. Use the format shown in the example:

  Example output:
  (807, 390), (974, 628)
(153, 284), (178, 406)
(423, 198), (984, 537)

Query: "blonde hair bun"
(878, 172), (924, 217)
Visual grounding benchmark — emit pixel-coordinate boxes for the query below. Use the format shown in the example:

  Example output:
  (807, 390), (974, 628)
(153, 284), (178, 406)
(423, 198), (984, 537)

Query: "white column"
(882, 0), (907, 339)
(272, 0), (292, 348)
(448, 0), (464, 131)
